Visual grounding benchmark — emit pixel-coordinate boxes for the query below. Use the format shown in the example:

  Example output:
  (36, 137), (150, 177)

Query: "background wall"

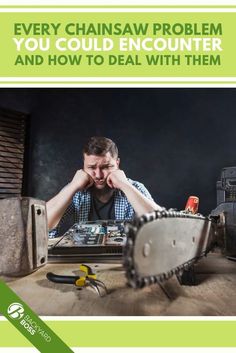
(0, 88), (235, 215)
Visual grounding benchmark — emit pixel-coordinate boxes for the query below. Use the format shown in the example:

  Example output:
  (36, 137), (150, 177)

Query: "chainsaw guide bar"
(123, 209), (216, 288)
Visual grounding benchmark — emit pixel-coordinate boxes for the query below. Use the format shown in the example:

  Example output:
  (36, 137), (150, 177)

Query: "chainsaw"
(123, 201), (224, 289)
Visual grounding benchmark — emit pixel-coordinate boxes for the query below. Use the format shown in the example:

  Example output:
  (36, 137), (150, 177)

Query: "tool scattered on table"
(46, 264), (107, 297)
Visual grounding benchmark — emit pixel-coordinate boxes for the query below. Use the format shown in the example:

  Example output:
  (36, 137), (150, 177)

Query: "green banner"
(0, 280), (73, 352)
(1, 319), (236, 347)
(0, 9), (235, 79)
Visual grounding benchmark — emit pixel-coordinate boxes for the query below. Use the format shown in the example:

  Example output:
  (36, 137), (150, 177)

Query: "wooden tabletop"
(3, 250), (236, 316)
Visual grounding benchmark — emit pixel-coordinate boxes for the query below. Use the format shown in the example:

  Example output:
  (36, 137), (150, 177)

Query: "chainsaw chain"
(123, 208), (212, 289)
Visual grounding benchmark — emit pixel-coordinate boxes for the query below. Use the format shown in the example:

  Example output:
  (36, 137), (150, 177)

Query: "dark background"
(0, 88), (235, 215)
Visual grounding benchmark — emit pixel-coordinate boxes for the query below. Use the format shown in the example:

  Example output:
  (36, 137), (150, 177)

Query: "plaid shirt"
(49, 178), (153, 238)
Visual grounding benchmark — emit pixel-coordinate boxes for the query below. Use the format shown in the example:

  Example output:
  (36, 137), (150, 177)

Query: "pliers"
(46, 264), (107, 297)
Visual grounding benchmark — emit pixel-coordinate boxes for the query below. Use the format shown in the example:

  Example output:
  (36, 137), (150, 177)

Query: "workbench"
(3, 251), (236, 316)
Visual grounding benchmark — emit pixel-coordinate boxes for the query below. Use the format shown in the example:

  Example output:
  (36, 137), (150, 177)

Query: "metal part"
(0, 197), (48, 276)
(176, 265), (197, 286)
(32, 204), (48, 268)
(216, 167), (236, 204)
(214, 166), (236, 258)
(211, 204), (236, 258)
(123, 209), (216, 288)
(87, 278), (107, 297)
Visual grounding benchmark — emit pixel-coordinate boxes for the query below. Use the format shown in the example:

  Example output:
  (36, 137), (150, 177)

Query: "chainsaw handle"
(46, 272), (79, 285)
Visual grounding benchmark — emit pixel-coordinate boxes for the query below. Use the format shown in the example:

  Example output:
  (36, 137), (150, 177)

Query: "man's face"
(83, 152), (120, 189)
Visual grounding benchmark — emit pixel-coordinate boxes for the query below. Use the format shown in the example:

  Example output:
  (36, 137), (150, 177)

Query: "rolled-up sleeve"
(132, 181), (154, 201)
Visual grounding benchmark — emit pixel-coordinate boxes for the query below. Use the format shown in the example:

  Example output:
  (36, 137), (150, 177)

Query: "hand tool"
(46, 264), (107, 297)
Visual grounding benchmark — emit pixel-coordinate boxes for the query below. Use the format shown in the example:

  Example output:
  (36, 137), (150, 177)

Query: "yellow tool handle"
(80, 264), (97, 280)
(75, 277), (86, 287)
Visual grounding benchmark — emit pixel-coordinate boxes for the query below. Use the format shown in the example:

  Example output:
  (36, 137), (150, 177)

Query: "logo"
(7, 302), (24, 319)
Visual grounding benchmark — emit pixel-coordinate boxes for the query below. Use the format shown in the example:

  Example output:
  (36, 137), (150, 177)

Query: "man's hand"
(71, 169), (94, 191)
(106, 169), (129, 190)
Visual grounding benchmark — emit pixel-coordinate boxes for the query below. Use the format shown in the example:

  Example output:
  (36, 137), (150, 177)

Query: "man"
(47, 136), (161, 237)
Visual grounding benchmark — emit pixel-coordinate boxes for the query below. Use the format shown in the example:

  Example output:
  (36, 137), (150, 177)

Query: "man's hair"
(83, 136), (118, 158)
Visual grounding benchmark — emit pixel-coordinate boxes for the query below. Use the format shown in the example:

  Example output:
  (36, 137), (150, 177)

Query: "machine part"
(210, 211), (226, 251)
(176, 266), (197, 286)
(211, 203), (236, 258)
(212, 166), (236, 259)
(123, 209), (217, 289)
(0, 197), (48, 276)
(46, 264), (107, 297)
(216, 167), (236, 205)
